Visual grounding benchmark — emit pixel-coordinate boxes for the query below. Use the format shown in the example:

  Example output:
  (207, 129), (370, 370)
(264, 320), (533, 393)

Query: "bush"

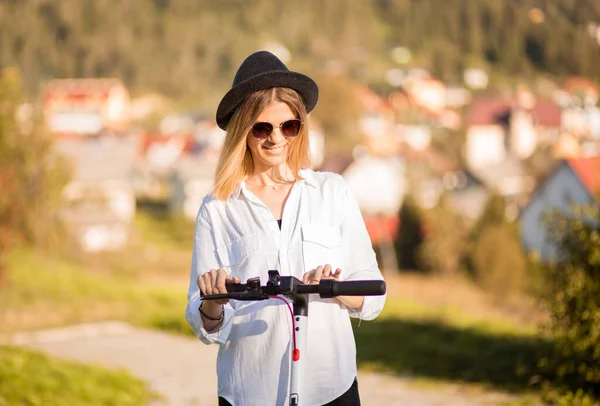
(539, 206), (600, 400)
(394, 196), (424, 271)
(471, 224), (527, 298)
(464, 194), (528, 297)
(417, 196), (467, 275)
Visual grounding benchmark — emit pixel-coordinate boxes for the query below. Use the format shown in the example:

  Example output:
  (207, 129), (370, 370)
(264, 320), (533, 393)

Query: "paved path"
(2, 322), (515, 406)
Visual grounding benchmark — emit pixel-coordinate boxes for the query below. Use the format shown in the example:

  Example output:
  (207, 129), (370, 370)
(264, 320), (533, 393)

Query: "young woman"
(185, 51), (386, 406)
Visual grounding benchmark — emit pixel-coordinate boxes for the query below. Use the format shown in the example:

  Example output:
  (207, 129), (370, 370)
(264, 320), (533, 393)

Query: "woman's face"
(247, 101), (296, 173)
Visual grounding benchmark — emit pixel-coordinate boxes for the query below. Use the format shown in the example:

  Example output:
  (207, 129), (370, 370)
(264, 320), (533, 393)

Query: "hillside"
(1, 0), (599, 106)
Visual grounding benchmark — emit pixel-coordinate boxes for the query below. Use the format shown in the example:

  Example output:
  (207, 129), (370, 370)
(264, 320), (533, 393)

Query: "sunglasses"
(251, 119), (303, 140)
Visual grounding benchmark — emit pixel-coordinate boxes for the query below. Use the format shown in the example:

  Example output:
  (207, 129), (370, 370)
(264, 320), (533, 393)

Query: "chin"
(257, 154), (286, 168)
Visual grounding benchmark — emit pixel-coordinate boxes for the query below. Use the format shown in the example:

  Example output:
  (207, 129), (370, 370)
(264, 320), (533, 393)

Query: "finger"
(207, 269), (219, 294)
(322, 264), (332, 278)
(312, 266), (324, 283)
(231, 276), (241, 284)
(216, 269), (228, 294)
(302, 271), (312, 284)
(197, 275), (206, 294)
(333, 268), (342, 279)
(216, 269), (232, 305)
(202, 273), (213, 295)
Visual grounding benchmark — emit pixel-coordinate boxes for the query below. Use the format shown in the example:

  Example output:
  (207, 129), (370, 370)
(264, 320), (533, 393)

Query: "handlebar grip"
(225, 283), (248, 293)
(319, 280), (386, 298)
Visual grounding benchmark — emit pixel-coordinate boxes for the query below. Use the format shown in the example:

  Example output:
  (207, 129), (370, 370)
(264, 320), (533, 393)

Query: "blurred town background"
(0, 1), (599, 405)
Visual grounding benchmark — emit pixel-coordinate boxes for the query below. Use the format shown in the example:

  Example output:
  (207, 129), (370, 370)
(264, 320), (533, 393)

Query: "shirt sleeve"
(185, 205), (235, 344)
(338, 177), (387, 321)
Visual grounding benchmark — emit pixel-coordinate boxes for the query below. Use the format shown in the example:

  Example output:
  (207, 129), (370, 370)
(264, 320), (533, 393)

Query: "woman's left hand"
(302, 264), (342, 284)
(303, 264), (364, 310)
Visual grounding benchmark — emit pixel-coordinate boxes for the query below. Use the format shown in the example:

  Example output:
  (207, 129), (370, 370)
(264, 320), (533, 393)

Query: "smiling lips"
(262, 144), (286, 153)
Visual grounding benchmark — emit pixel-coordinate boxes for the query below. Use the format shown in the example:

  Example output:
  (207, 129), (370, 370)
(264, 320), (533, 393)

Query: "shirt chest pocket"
(301, 224), (344, 273)
(216, 234), (265, 281)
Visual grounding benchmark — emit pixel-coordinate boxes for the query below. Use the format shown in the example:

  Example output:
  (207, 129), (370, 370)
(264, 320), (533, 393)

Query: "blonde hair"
(213, 88), (311, 201)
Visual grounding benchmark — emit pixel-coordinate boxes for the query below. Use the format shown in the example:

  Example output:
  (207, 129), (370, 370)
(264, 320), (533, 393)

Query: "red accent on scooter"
(293, 349), (300, 361)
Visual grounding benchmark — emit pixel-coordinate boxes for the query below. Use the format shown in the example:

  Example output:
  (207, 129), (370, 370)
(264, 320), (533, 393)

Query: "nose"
(267, 126), (286, 143)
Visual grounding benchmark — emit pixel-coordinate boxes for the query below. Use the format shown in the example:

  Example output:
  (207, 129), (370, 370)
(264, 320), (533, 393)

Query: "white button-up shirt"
(185, 169), (386, 406)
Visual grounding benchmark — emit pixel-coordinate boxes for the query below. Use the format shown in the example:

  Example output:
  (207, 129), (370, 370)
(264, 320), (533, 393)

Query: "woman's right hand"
(197, 268), (240, 317)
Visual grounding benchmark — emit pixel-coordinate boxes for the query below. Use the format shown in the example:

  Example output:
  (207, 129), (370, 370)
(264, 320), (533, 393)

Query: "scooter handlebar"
(313, 279), (386, 298)
(207, 278), (386, 300)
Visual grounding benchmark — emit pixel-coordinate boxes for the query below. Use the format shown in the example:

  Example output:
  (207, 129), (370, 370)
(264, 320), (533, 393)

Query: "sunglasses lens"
(251, 122), (272, 140)
(281, 120), (301, 137)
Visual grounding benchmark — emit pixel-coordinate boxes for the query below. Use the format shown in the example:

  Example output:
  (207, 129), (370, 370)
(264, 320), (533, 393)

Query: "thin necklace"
(245, 180), (291, 190)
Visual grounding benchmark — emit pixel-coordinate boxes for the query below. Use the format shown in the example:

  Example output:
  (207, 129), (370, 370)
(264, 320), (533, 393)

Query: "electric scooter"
(201, 270), (386, 406)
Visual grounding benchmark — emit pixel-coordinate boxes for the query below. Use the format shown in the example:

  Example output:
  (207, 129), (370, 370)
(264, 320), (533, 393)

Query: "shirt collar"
(299, 168), (318, 189)
(231, 181), (244, 200)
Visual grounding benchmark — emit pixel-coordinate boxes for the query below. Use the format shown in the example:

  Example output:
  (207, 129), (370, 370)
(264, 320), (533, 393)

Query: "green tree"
(394, 196), (424, 271)
(2, 0), (600, 101)
(464, 194), (527, 296)
(539, 206), (600, 401)
(417, 195), (467, 276)
(471, 224), (527, 297)
(0, 67), (69, 253)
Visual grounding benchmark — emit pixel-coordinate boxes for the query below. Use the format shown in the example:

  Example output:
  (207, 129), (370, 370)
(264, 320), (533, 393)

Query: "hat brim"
(216, 70), (319, 130)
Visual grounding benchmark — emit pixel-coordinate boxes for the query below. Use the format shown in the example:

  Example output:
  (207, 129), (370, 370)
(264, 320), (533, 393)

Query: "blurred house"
(169, 150), (218, 220)
(194, 120), (226, 152)
(341, 152), (406, 271)
(520, 155), (600, 261)
(129, 93), (172, 122)
(463, 68), (489, 90)
(558, 106), (600, 157)
(133, 131), (196, 203)
(394, 124), (431, 152)
(402, 77), (447, 113)
(466, 95), (565, 168)
(554, 77), (600, 157)
(401, 148), (489, 222)
(444, 170), (490, 224)
(470, 154), (536, 220)
(465, 98), (511, 169)
(43, 78), (130, 135)
(343, 153), (406, 218)
(445, 86), (472, 109)
(510, 98), (561, 159)
(55, 134), (139, 252)
(389, 85), (456, 128)
(562, 76), (599, 106)
(356, 86), (399, 156)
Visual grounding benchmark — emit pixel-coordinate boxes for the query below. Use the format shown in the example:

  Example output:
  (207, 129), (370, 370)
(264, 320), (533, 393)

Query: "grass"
(0, 345), (157, 406)
(0, 247), (189, 335)
(0, 211), (196, 335)
(354, 299), (550, 392)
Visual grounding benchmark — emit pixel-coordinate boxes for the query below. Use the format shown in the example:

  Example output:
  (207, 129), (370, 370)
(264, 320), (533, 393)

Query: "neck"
(246, 165), (295, 190)
(247, 164), (293, 187)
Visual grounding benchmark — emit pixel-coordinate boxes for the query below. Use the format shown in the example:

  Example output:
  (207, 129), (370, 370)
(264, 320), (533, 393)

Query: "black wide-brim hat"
(216, 51), (319, 130)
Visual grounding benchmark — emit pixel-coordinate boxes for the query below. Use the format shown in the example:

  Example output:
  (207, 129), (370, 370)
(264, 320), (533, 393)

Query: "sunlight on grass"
(0, 247), (189, 335)
(132, 212), (195, 252)
(380, 297), (539, 337)
(0, 345), (157, 406)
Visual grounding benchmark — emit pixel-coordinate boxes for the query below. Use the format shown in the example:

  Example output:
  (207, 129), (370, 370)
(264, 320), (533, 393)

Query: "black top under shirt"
(277, 219), (282, 229)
